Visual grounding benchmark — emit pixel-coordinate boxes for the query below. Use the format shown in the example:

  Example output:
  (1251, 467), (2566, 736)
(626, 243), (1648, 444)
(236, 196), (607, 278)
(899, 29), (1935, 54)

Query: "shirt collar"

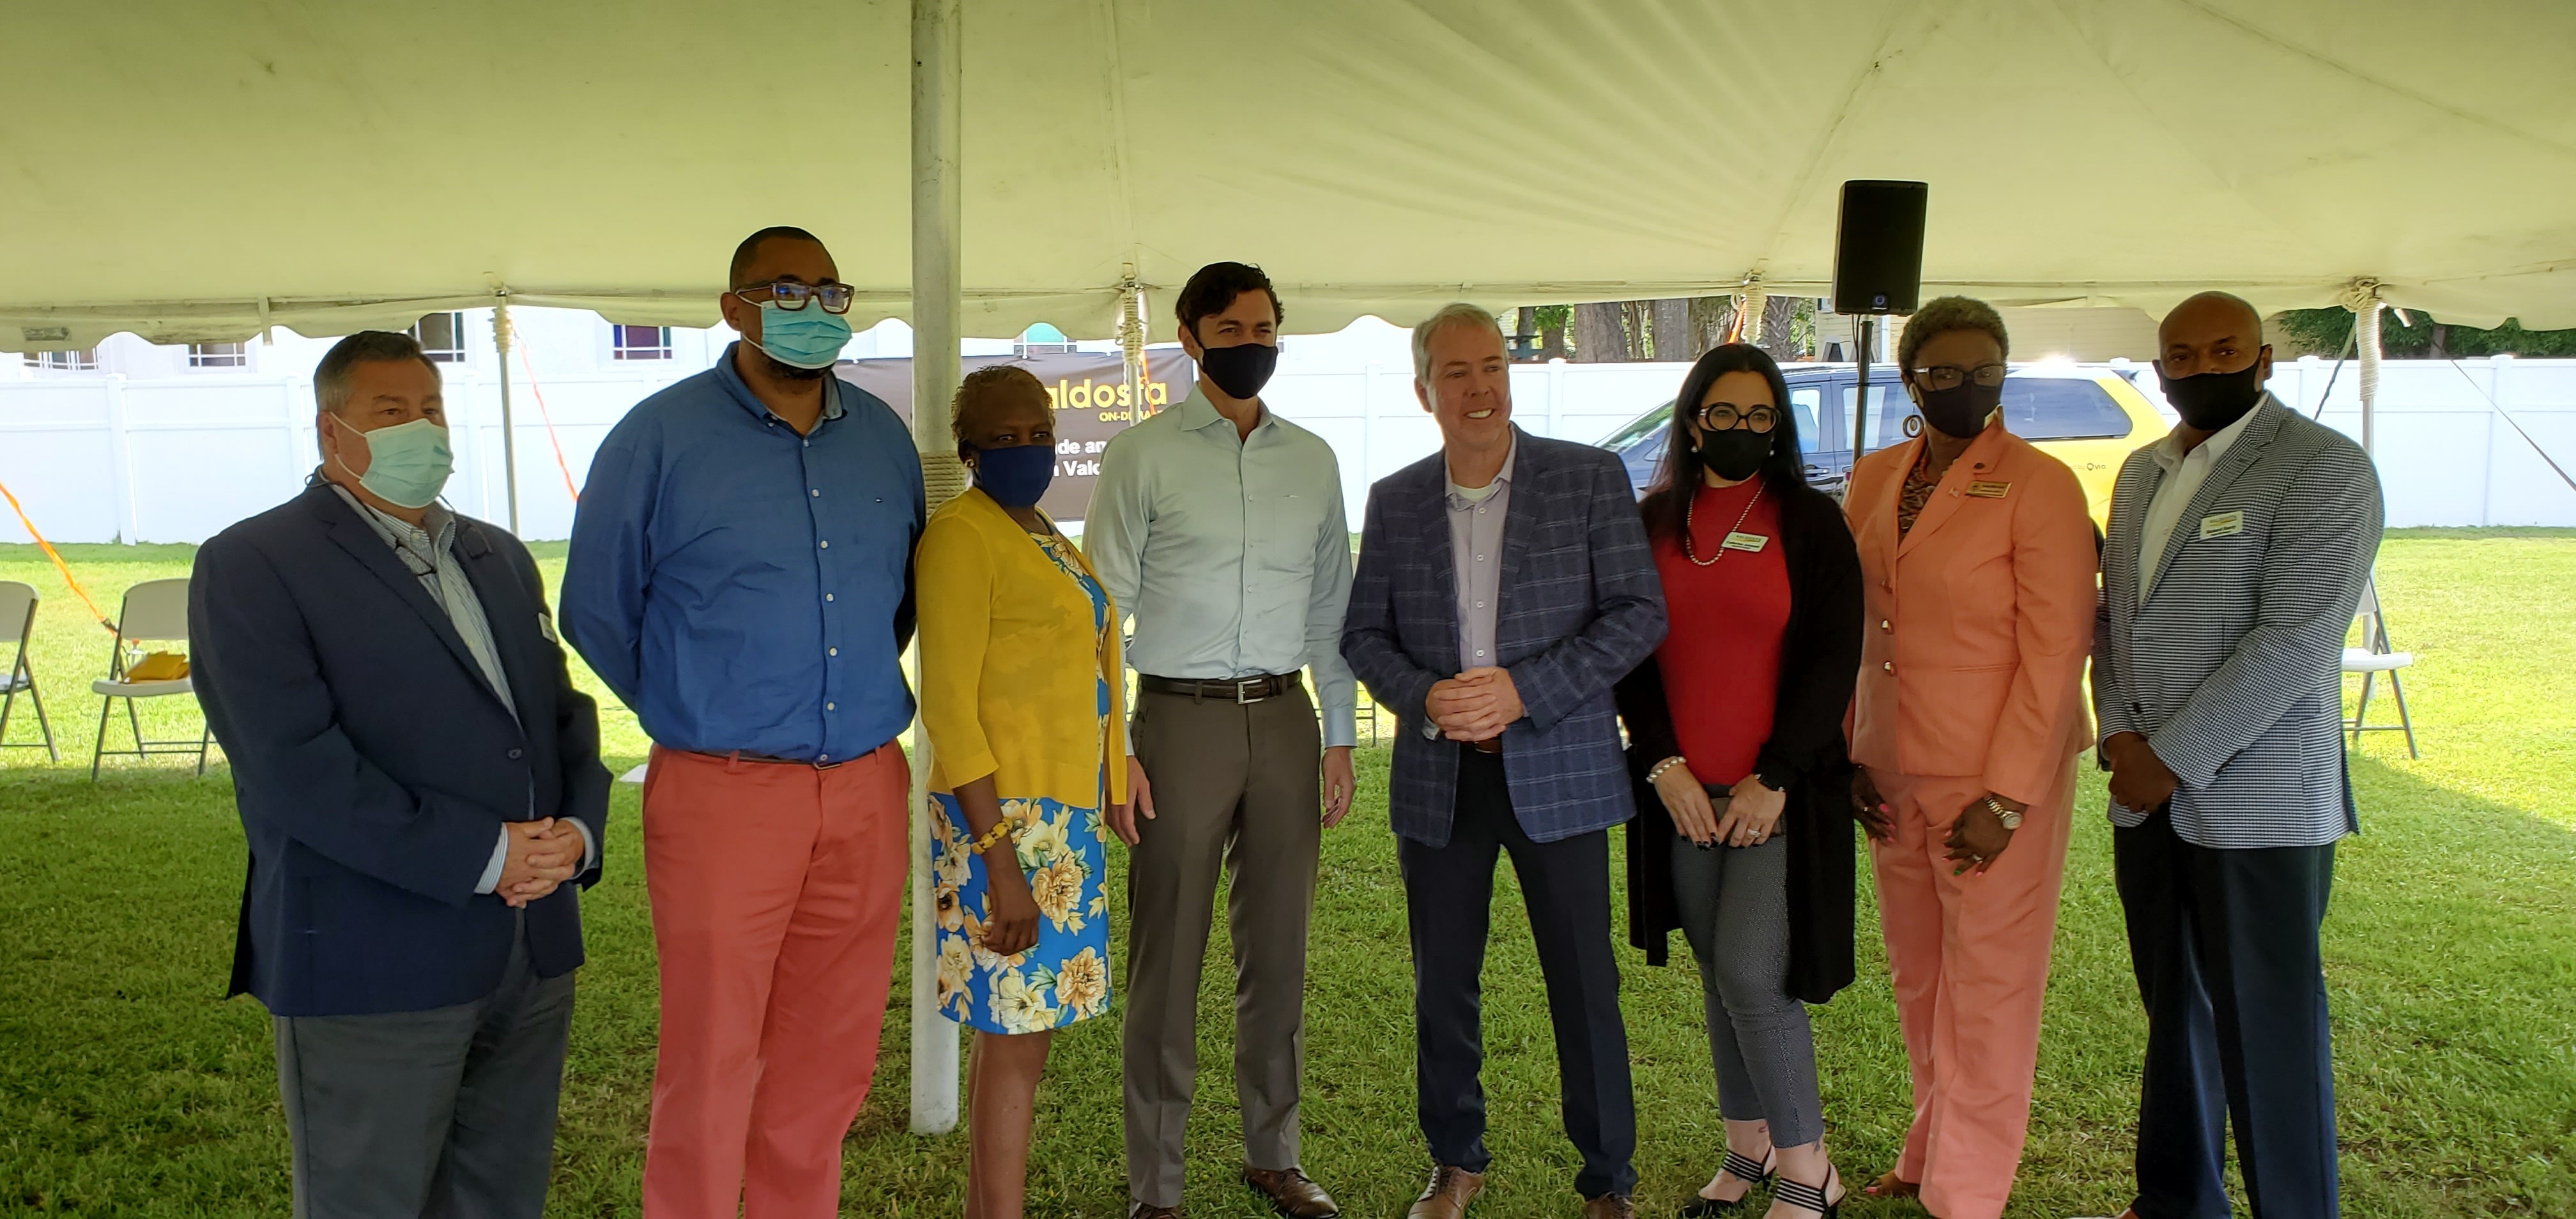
(717, 341), (846, 427)
(1175, 381), (1264, 436)
(325, 477), (456, 559)
(2148, 393), (2264, 473)
(1445, 432), (1517, 498)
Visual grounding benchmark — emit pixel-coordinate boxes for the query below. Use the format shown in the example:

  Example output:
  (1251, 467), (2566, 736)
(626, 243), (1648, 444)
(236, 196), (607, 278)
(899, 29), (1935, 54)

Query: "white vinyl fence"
(3, 356), (2572, 544)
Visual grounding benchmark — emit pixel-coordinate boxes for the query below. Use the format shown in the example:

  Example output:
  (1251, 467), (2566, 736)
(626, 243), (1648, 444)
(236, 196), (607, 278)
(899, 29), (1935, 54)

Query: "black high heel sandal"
(1676, 1149), (1776, 1218)
(1769, 1167), (1843, 1219)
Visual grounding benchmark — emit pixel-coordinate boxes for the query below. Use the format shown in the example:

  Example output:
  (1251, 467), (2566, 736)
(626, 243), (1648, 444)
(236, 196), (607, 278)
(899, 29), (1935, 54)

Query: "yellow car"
(1601, 362), (2169, 526)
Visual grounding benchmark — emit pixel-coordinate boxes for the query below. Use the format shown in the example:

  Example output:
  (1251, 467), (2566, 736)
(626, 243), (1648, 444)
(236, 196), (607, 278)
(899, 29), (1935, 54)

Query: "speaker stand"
(1851, 315), (1878, 458)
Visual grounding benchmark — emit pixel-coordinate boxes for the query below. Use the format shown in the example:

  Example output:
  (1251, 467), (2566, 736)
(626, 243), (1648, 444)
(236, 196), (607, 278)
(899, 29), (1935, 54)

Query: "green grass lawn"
(1, 532), (2570, 1217)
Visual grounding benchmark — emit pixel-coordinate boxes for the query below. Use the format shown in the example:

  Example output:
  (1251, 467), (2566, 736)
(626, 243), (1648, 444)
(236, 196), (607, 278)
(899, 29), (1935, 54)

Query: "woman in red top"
(1618, 344), (1864, 1219)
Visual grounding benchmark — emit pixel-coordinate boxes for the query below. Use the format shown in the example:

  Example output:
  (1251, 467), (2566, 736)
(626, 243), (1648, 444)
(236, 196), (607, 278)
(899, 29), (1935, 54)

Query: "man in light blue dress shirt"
(1086, 262), (1356, 1219)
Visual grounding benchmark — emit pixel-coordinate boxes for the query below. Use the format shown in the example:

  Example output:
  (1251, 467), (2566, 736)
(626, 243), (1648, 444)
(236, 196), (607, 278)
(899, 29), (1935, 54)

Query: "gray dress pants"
(272, 919), (576, 1219)
(1123, 684), (1322, 1208)
(1669, 800), (1823, 1147)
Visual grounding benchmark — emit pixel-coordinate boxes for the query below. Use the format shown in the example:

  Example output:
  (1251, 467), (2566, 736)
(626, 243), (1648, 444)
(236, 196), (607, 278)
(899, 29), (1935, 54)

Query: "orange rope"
(507, 318), (583, 503)
(0, 475), (118, 632)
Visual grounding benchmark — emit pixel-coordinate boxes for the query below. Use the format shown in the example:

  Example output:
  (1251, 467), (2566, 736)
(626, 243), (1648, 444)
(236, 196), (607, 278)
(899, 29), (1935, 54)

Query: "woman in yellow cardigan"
(917, 366), (1128, 1219)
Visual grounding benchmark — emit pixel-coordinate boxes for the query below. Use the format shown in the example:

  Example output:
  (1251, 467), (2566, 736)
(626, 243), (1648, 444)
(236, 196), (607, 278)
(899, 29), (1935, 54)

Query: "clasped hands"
(1653, 757), (1786, 848)
(1425, 666), (1525, 743)
(498, 817), (585, 908)
(2099, 730), (2180, 812)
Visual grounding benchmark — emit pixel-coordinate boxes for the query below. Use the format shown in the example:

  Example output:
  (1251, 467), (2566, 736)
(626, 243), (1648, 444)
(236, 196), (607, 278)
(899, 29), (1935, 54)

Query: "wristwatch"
(1980, 794), (2024, 830)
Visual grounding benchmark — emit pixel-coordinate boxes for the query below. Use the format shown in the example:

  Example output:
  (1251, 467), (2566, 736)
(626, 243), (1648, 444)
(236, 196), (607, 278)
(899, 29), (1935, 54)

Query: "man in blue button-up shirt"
(562, 226), (924, 1219)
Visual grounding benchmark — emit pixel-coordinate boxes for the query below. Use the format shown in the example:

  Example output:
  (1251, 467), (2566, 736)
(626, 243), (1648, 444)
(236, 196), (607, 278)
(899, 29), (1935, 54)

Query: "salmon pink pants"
(640, 743), (908, 1219)
(1869, 758), (2076, 1219)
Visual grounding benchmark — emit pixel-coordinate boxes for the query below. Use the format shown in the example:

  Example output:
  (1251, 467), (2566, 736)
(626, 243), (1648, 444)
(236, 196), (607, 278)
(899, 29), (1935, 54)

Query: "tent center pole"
(1851, 315), (1876, 459)
(907, 0), (965, 1138)
(493, 300), (521, 535)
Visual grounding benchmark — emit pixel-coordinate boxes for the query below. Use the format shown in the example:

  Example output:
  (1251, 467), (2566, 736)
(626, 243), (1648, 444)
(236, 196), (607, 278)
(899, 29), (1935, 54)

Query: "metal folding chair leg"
(2387, 668), (2421, 760)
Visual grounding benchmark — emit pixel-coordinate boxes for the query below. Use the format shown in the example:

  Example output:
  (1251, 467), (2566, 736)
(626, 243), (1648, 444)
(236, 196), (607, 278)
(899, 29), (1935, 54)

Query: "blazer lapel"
(2145, 401), (2285, 604)
(309, 487), (501, 704)
(1414, 461), (1461, 673)
(1896, 424), (2005, 558)
(454, 524), (542, 723)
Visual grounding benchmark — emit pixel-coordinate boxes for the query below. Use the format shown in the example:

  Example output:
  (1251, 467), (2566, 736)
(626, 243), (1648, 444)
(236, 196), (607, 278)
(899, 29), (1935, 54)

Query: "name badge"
(1965, 480), (2011, 498)
(2199, 510), (2246, 540)
(536, 608), (560, 643)
(1721, 532), (1769, 553)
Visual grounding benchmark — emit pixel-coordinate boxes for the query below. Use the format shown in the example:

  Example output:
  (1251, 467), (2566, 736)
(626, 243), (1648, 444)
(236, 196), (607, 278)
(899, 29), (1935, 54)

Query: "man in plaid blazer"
(1342, 304), (1667, 1219)
(2089, 292), (2383, 1219)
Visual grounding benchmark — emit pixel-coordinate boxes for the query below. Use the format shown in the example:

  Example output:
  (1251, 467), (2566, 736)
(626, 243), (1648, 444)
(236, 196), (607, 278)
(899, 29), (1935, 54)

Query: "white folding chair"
(90, 577), (212, 779)
(0, 580), (59, 762)
(2343, 573), (2419, 758)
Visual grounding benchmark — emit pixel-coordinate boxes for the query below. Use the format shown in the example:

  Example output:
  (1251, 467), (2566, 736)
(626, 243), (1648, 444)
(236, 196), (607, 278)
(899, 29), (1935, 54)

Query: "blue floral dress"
(928, 528), (1115, 1034)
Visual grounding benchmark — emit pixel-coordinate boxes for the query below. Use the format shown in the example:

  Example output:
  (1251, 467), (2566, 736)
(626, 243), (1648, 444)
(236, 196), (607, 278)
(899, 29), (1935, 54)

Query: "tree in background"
(2273, 308), (2576, 359)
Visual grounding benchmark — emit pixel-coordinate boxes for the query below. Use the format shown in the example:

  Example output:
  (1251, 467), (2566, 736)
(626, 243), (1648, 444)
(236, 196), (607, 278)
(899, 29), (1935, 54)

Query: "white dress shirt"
(1445, 436), (1517, 673)
(1086, 385), (1359, 747)
(2136, 401), (2262, 602)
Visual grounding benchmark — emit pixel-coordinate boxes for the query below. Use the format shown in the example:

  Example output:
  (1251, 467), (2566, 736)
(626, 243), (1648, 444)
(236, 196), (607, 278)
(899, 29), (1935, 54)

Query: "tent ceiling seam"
(1752, 0), (1928, 264)
(1093, 0), (1142, 307)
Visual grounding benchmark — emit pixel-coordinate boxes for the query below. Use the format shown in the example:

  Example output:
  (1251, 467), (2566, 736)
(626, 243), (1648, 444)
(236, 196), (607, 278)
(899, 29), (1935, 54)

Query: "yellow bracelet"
(970, 818), (1016, 854)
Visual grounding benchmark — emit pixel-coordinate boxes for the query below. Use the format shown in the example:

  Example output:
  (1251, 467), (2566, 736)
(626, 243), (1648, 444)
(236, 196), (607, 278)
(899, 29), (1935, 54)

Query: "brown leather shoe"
(1407, 1165), (1486, 1219)
(1128, 1203), (1183, 1219)
(1245, 1166), (1340, 1219)
(1579, 1193), (1636, 1219)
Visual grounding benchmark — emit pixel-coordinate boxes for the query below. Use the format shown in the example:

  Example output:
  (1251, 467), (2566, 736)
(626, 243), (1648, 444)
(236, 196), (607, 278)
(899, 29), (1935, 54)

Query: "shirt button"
(828, 647), (838, 657)
(1883, 661), (1894, 671)
(1880, 620), (1892, 631)
(818, 540), (829, 549)
(811, 489), (820, 497)
(825, 593), (836, 602)
(818, 753), (830, 762)
(827, 702), (836, 711)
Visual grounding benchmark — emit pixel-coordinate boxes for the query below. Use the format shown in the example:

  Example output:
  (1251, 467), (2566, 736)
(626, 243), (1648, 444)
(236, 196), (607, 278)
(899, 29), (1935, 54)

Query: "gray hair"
(1897, 296), (2011, 371)
(1411, 302), (1506, 384)
(314, 330), (440, 415)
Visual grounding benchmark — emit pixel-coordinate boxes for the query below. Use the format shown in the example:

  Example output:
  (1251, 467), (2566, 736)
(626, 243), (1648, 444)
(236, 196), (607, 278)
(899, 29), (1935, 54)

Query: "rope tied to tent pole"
(0, 476), (118, 633)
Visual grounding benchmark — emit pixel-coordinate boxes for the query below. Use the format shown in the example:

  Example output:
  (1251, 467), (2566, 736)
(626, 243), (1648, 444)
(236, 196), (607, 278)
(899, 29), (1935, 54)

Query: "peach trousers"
(1869, 756), (2076, 1219)
(640, 743), (908, 1219)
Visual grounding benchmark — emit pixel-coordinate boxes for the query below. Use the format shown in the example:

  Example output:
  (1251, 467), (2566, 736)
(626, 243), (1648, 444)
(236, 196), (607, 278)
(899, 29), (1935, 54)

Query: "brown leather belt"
(1468, 737), (1503, 755)
(689, 749), (847, 770)
(1140, 673), (1301, 703)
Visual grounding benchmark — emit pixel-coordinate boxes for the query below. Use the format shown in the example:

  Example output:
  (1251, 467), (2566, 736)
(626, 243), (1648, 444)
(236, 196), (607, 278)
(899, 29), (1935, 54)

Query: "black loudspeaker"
(1831, 180), (1928, 315)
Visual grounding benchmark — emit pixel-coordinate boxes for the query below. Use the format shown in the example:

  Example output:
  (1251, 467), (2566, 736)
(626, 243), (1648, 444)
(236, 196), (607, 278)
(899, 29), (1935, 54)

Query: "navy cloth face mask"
(2158, 360), (2265, 432)
(1197, 341), (1278, 401)
(972, 442), (1055, 508)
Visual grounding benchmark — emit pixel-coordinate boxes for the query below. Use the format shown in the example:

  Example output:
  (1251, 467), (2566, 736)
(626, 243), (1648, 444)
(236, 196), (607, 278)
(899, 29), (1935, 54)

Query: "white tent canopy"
(4, 0), (2573, 352)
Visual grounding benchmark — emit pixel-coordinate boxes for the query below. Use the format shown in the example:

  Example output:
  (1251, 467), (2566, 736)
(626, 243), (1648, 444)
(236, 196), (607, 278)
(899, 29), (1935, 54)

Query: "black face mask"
(1695, 426), (1771, 482)
(1197, 340), (1278, 401)
(1915, 380), (2002, 440)
(2159, 360), (2265, 432)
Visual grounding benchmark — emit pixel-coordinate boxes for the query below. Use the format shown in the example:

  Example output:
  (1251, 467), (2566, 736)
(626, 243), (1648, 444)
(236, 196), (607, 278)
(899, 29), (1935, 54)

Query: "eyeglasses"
(733, 280), (857, 315)
(1694, 403), (1779, 433)
(1909, 363), (2007, 391)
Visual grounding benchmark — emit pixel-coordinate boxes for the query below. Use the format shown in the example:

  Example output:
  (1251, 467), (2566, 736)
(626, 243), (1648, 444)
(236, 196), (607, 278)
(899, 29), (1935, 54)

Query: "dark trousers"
(1399, 747), (1637, 1199)
(273, 919), (575, 1219)
(2114, 808), (2339, 1219)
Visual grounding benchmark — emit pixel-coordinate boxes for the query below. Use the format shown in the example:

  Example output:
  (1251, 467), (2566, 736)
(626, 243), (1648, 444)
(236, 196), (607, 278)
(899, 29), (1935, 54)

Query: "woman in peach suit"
(1843, 298), (2097, 1219)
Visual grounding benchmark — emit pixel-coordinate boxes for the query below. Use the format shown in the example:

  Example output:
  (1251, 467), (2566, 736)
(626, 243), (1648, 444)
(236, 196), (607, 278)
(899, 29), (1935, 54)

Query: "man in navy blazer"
(1343, 304), (1666, 1219)
(2089, 293), (2382, 1219)
(190, 330), (609, 1219)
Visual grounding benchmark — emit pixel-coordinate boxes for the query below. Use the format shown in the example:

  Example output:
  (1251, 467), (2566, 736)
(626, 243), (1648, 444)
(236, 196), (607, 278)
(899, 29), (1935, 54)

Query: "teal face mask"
(747, 299), (853, 369)
(335, 417), (454, 509)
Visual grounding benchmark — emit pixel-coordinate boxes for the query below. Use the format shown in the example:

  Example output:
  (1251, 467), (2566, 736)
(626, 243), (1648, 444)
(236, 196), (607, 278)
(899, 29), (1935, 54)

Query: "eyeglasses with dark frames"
(1908, 363), (2007, 391)
(1693, 403), (1779, 433)
(733, 280), (857, 315)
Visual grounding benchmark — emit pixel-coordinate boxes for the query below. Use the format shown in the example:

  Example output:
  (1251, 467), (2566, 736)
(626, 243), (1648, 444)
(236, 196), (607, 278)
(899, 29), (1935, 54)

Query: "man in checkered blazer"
(2090, 292), (2383, 1219)
(1342, 304), (1666, 1219)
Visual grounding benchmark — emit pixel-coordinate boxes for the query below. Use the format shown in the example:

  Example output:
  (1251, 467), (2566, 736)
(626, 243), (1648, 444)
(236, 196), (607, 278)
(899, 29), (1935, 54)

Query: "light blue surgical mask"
(745, 299), (853, 369)
(334, 416), (453, 509)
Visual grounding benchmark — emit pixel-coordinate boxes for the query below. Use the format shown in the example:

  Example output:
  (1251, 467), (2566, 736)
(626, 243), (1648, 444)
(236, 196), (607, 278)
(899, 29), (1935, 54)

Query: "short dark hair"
(314, 330), (440, 416)
(1174, 261), (1282, 338)
(951, 365), (1052, 460)
(730, 226), (825, 290)
(1639, 343), (1807, 543)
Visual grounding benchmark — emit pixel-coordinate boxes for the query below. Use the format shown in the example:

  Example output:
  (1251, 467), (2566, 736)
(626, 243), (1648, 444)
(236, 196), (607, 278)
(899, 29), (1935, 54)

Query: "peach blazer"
(1844, 420), (2098, 804)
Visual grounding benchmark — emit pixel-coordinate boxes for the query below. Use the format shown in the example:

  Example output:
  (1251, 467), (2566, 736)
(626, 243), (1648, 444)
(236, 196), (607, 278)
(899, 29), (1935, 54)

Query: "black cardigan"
(1614, 476), (1865, 1004)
